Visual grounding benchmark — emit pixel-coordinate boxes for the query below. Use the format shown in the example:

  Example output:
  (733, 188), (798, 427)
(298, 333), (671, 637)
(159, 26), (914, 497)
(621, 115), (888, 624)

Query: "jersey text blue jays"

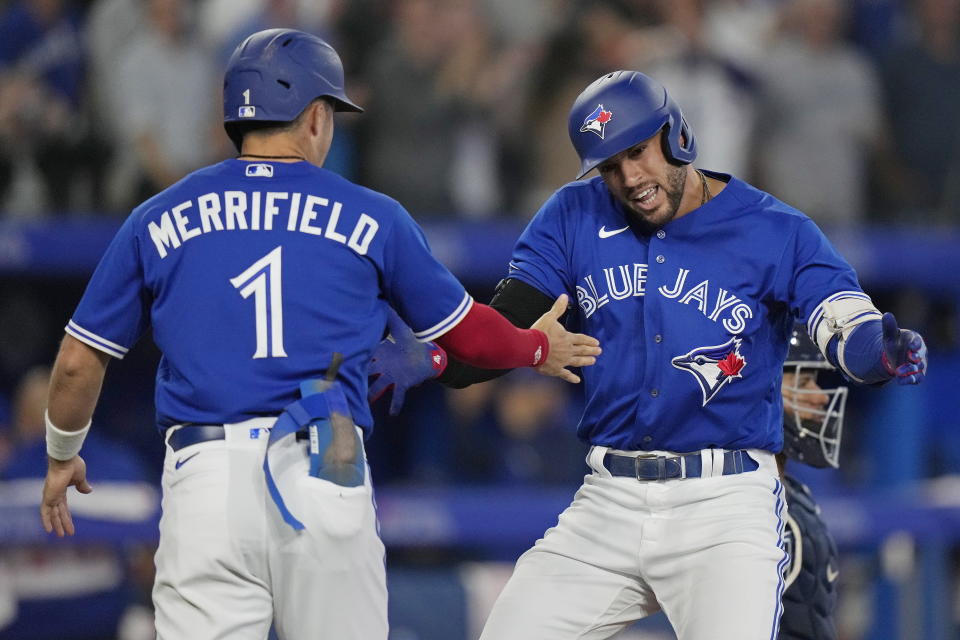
(507, 172), (863, 453)
(576, 264), (754, 334)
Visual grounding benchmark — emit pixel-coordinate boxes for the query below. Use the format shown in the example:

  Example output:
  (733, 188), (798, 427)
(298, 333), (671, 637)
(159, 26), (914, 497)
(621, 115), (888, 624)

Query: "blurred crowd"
(0, 0), (958, 224)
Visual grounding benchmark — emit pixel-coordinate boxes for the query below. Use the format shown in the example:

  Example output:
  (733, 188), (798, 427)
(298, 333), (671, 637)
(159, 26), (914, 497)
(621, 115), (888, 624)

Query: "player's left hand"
(40, 454), (92, 537)
(880, 312), (928, 385)
(531, 294), (601, 384)
(368, 308), (447, 415)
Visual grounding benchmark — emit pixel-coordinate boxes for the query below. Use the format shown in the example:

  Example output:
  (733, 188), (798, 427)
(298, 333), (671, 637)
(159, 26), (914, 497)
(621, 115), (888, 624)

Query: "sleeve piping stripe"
(65, 321), (128, 359)
(67, 320), (128, 352)
(846, 310), (883, 324)
(65, 328), (126, 359)
(413, 292), (474, 342)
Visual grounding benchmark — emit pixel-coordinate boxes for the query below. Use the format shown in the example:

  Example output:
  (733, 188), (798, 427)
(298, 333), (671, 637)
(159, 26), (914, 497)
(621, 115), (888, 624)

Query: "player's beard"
(620, 163), (686, 232)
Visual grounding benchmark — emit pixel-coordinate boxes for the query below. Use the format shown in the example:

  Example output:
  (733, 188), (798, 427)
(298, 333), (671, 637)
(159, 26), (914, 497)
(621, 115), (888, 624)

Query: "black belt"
(167, 424), (308, 452)
(167, 425), (225, 452)
(603, 449), (757, 481)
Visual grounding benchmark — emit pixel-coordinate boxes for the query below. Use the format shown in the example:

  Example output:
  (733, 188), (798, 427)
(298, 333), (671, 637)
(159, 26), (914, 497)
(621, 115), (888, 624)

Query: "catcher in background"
(778, 327), (848, 640)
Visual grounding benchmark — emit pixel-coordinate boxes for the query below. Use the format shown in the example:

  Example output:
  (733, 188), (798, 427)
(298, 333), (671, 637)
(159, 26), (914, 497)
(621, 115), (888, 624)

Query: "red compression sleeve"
(435, 302), (549, 369)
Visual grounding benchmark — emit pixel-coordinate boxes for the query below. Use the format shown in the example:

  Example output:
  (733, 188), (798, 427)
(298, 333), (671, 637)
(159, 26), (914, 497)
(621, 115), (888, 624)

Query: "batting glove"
(880, 312), (928, 385)
(368, 308), (447, 415)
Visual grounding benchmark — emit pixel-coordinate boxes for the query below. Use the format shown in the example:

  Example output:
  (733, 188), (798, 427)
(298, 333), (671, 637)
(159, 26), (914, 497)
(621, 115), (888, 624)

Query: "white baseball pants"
(152, 417), (388, 640)
(480, 447), (787, 640)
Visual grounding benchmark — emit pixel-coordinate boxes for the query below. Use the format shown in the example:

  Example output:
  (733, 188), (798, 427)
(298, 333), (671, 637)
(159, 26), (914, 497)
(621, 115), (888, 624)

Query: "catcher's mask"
(782, 327), (848, 468)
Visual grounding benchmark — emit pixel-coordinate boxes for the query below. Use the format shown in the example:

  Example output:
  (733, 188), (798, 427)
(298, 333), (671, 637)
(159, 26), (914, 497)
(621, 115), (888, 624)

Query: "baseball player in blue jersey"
(36, 29), (600, 640)
(369, 70), (927, 639)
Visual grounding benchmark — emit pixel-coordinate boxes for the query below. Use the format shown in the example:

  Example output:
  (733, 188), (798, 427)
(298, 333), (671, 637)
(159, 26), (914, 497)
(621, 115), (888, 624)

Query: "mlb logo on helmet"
(580, 104), (613, 139)
(245, 163), (274, 178)
(238, 106), (256, 118)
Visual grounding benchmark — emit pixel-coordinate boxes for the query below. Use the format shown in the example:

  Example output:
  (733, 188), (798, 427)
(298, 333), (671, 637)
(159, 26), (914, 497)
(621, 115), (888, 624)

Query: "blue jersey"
(67, 160), (471, 433)
(507, 172), (862, 452)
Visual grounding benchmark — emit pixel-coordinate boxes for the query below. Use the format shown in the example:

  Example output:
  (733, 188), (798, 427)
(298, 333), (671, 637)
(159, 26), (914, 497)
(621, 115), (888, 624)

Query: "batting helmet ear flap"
(665, 111), (696, 166)
(568, 71), (696, 179)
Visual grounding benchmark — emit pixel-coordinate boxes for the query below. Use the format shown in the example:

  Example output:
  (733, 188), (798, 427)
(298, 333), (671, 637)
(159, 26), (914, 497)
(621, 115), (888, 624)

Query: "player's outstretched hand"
(531, 294), (601, 384)
(40, 455), (92, 537)
(880, 312), (928, 385)
(368, 308), (447, 415)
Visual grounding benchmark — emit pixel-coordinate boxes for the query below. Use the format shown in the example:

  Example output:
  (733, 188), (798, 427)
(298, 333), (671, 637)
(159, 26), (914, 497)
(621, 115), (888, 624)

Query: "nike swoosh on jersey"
(826, 564), (839, 583)
(175, 452), (200, 470)
(598, 225), (629, 239)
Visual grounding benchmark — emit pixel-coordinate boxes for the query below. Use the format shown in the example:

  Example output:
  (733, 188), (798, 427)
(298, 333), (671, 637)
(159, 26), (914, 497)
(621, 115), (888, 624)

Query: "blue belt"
(603, 449), (757, 481)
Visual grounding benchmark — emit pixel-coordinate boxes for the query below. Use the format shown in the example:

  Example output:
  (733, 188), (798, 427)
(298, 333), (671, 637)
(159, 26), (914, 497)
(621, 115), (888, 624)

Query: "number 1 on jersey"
(230, 246), (287, 358)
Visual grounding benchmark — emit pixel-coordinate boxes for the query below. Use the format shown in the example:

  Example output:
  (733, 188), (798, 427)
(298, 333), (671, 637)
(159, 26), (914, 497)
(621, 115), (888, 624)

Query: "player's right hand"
(880, 312), (927, 385)
(368, 307), (447, 415)
(531, 294), (601, 384)
(40, 455), (92, 537)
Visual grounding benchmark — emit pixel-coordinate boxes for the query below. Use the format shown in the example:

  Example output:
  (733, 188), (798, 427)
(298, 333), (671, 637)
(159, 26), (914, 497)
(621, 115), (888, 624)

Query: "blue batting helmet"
(223, 29), (362, 149)
(568, 71), (696, 179)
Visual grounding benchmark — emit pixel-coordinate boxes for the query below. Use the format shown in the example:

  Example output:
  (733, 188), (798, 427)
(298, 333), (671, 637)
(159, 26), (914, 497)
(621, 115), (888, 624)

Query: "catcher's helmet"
(568, 70), (696, 179)
(223, 28), (362, 150)
(782, 327), (848, 468)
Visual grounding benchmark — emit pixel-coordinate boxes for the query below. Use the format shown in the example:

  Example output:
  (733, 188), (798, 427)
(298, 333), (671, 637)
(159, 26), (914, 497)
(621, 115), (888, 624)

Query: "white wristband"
(45, 410), (91, 461)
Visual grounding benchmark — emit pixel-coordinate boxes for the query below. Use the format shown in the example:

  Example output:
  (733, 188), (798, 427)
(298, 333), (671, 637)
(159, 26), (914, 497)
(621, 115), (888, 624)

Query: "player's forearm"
(810, 293), (926, 386)
(435, 303), (548, 370)
(826, 316), (927, 386)
(825, 320), (887, 384)
(438, 278), (555, 388)
(47, 335), (110, 430)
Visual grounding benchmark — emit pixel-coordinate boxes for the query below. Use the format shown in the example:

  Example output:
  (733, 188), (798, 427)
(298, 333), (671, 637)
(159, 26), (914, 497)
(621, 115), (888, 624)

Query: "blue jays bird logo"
(580, 104), (613, 139)
(671, 337), (747, 406)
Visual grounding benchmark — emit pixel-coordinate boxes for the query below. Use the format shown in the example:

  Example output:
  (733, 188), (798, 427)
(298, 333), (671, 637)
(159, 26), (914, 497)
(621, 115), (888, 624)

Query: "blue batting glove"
(880, 312), (928, 385)
(368, 308), (447, 415)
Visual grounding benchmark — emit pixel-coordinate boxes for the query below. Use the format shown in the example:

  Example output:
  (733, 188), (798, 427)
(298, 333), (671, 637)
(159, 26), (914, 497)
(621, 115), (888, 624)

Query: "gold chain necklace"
(696, 169), (711, 206)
